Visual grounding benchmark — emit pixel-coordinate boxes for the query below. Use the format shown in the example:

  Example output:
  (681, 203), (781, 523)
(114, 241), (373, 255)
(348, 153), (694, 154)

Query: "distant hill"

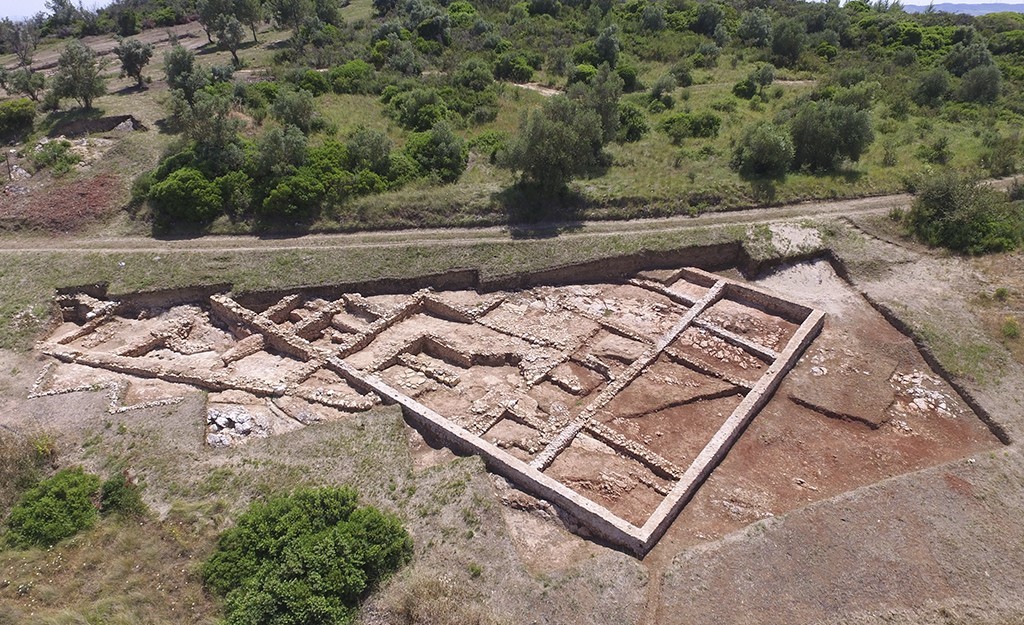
(903, 3), (1024, 15)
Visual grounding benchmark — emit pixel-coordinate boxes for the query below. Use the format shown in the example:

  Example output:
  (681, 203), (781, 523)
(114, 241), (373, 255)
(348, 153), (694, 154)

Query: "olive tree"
(790, 101), (874, 171)
(52, 40), (106, 110)
(499, 95), (604, 192)
(113, 37), (153, 88)
(731, 122), (794, 179)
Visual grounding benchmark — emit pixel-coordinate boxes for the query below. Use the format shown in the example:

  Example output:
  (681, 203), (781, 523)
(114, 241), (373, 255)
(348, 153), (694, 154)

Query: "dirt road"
(0, 192), (912, 254)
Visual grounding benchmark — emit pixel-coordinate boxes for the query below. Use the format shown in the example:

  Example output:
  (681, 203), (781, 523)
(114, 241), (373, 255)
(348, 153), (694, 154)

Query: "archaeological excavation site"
(28, 255), (1003, 556)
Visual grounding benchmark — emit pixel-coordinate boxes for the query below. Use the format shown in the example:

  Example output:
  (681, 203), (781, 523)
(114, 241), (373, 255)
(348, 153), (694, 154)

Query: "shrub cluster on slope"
(4, 467), (146, 548)
(905, 171), (1024, 254)
(202, 486), (413, 625)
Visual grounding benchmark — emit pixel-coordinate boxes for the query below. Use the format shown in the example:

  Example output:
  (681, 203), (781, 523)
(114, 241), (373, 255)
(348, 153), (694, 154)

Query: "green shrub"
(345, 126), (393, 178)
(130, 170), (155, 206)
(215, 170), (254, 215)
(149, 167), (223, 223)
(405, 121), (467, 183)
(0, 98), (35, 142)
(905, 171), (1024, 255)
(272, 88), (321, 133)
(202, 487), (412, 625)
(567, 63), (598, 85)
(979, 133), (1019, 178)
(669, 61), (693, 88)
(342, 169), (388, 197)
(732, 77), (757, 99)
(261, 169), (326, 216)
(647, 73), (676, 110)
(493, 52), (533, 82)
(453, 58), (493, 92)
(957, 65), (1001, 103)
(6, 467), (101, 548)
(615, 62), (640, 92)
(617, 101), (649, 143)
(913, 68), (950, 107)
(30, 140), (80, 175)
(329, 60), (378, 95)
(467, 130), (508, 162)
(296, 68), (330, 96)
(99, 473), (147, 519)
(660, 111), (721, 144)
(731, 122), (794, 179)
(386, 87), (450, 131)
(916, 136), (951, 165)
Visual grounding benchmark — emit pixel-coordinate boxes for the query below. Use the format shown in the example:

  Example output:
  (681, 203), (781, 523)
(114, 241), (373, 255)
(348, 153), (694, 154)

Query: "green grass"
(918, 321), (1005, 385)
(340, 0), (376, 23)
(318, 92), (396, 139)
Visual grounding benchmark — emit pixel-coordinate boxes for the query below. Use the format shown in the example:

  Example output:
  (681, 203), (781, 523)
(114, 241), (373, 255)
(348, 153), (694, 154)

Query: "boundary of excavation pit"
(329, 267), (824, 557)
(43, 261), (824, 557)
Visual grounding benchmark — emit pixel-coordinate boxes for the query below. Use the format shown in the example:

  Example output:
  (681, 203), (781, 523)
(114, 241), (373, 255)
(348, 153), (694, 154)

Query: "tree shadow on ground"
(492, 182), (586, 239)
(152, 116), (180, 135)
(40, 107), (103, 137)
(748, 178), (779, 205)
(113, 84), (148, 96)
(826, 167), (865, 184)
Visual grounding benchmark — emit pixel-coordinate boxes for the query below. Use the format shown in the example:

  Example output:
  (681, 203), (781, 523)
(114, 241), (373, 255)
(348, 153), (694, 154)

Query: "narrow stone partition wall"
(34, 266), (823, 555)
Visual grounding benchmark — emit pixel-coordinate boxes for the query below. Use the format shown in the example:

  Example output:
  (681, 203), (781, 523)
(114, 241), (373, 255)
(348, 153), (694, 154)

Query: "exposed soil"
(1, 172), (121, 232)
(23, 257), (1001, 548)
(1, 233), (1021, 624)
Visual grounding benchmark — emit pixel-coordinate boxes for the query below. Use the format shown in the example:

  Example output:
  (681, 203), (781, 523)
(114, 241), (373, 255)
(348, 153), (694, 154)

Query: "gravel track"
(0, 193), (912, 254)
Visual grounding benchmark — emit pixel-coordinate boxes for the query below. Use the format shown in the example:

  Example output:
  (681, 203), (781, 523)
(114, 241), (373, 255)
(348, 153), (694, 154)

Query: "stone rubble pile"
(206, 406), (267, 447)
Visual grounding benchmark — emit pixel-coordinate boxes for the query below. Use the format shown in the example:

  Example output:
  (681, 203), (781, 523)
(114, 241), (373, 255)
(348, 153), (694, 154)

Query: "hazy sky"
(1, 0), (1020, 21)
(3, 0), (113, 21)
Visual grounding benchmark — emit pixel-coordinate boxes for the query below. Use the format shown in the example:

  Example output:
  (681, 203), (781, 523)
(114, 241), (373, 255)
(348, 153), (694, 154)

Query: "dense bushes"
(130, 0), (1023, 231)
(0, 98), (35, 142)
(660, 111), (721, 143)
(731, 122), (794, 179)
(493, 51), (534, 82)
(202, 487), (412, 625)
(329, 60), (378, 95)
(149, 167), (223, 223)
(905, 172), (1024, 255)
(5, 467), (100, 548)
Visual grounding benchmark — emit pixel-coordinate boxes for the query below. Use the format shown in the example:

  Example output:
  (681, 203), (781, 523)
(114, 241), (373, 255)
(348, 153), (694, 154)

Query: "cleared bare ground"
(2, 216), (1021, 623)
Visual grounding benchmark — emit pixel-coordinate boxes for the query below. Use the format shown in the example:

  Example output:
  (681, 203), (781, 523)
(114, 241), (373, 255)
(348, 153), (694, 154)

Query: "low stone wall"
(638, 309), (825, 547)
(327, 356), (648, 555)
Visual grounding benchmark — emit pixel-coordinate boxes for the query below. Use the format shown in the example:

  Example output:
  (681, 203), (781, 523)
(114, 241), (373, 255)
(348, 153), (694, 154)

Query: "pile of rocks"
(206, 406), (265, 447)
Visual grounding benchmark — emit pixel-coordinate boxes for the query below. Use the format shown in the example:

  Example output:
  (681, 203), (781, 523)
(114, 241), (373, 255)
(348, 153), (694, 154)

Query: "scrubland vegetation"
(1, 0), (1022, 235)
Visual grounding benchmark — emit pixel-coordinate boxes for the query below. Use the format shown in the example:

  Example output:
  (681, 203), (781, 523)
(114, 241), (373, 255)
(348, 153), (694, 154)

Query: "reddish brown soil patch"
(648, 260), (1001, 554)
(2, 173), (120, 232)
(544, 433), (672, 526)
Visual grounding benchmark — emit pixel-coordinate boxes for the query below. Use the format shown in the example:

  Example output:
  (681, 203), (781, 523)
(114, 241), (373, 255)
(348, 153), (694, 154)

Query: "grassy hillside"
(0, 0), (1021, 235)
